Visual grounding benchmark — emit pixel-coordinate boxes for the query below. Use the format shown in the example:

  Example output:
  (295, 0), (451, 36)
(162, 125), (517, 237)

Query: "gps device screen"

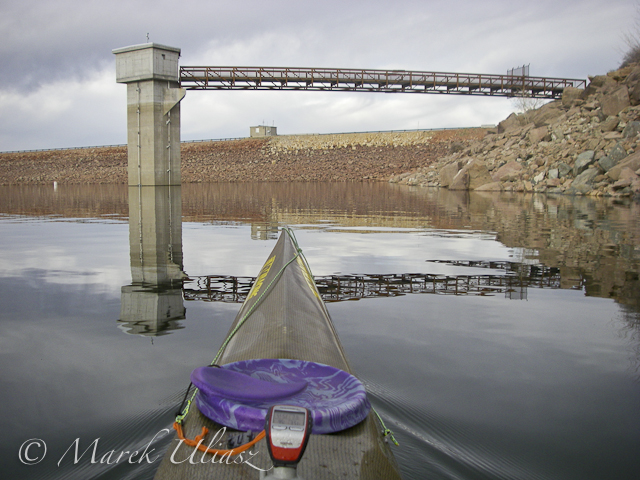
(272, 410), (305, 426)
(265, 405), (312, 466)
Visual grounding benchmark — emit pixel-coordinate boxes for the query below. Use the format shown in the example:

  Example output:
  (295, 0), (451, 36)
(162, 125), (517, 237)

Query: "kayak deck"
(154, 229), (401, 479)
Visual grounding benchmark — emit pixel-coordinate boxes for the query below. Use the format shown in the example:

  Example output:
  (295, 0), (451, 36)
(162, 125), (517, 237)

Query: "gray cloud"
(3, 0), (629, 88)
(0, 0), (635, 150)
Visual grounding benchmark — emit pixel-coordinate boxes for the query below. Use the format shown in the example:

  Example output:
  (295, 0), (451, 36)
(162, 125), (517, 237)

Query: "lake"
(1, 182), (639, 480)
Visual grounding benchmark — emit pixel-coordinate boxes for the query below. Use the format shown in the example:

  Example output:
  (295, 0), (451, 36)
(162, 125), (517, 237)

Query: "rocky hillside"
(390, 64), (640, 197)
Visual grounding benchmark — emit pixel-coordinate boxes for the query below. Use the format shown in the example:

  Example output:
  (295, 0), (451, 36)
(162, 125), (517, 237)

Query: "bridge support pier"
(113, 43), (185, 186)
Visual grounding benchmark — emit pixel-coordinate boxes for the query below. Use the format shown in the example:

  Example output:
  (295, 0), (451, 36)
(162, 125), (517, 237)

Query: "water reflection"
(251, 222), (280, 240)
(1, 183), (638, 317)
(118, 186), (186, 336)
(2, 183), (639, 480)
(178, 183), (640, 313)
(183, 261), (563, 304)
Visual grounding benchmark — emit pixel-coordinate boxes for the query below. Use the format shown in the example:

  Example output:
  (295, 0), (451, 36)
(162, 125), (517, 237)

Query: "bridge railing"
(180, 66), (586, 99)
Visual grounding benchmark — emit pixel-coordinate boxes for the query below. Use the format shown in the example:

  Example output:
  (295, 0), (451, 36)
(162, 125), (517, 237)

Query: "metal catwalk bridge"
(180, 66), (586, 99)
(182, 262), (564, 304)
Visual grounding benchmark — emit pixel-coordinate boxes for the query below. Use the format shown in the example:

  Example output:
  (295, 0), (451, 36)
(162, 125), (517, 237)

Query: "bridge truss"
(180, 66), (586, 99)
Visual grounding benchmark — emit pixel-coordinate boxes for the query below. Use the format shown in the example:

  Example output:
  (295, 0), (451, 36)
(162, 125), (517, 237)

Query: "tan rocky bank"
(390, 63), (640, 198)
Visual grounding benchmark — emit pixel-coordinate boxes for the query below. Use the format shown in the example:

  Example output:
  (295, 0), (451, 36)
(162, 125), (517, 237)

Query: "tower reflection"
(119, 186), (186, 336)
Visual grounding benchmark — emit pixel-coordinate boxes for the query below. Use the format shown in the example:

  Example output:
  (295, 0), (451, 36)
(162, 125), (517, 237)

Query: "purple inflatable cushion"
(191, 366), (308, 402)
(193, 358), (371, 434)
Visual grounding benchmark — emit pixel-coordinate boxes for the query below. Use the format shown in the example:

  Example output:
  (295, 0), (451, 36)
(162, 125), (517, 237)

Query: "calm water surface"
(1, 183), (639, 480)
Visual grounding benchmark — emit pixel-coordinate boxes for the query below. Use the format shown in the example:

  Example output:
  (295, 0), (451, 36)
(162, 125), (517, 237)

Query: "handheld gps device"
(265, 405), (312, 467)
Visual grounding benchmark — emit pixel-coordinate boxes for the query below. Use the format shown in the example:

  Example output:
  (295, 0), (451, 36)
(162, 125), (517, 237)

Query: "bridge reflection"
(183, 261), (563, 304)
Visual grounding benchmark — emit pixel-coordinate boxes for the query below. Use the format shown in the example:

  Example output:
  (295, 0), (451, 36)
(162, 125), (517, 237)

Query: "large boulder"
(497, 113), (524, 134)
(467, 161), (494, 190)
(573, 150), (596, 176)
(439, 161), (462, 187)
(493, 160), (523, 182)
(588, 75), (615, 89)
(565, 168), (599, 195)
(531, 102), (563, 127)
(533, 170), (546, 184)
(622, 121), (640, 138)
(449, 168), (470, 190)
(597, 156), (617, 172)
(609, 142), (628, 164)
(600, 116), (619, 132)
(449, 160), (493, 190)
(607, 150), (640, 181)
(572, 167), (599, 187)
(601, 86), (630, 117)
(612, 167), (640, 189)
(528, 125), (550, 143)
(583, 75), (617, 98)
(561, 87), (583, 108)
(623, 65), (640, 105)
(449, 160), (494, 190)
(558, 162), (572, 178)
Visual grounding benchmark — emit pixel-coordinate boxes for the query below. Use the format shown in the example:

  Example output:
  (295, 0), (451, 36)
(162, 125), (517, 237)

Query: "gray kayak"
(154, 228), (402, 479)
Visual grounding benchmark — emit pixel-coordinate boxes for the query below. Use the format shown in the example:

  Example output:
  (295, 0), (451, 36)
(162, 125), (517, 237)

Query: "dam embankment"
(0, 129), (484, 185)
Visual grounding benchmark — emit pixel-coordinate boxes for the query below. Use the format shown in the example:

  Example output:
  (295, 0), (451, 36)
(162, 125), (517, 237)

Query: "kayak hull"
(154, 229), (402, 479)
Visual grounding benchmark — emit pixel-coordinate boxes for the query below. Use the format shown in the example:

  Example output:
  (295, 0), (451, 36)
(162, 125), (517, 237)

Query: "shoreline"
(2, 65), (640, 197)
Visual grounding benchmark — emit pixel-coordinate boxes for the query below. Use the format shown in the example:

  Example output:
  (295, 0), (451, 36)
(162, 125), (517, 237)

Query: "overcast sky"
(0, 0), (635, 151)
